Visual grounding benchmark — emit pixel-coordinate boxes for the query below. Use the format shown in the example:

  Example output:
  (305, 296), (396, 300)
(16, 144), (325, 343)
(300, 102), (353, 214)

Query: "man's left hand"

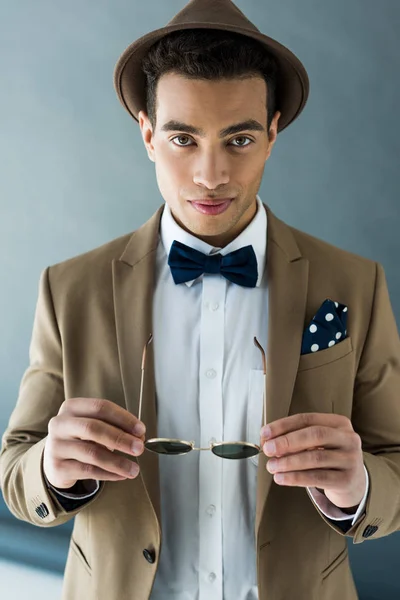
(260, 413), (366, 510)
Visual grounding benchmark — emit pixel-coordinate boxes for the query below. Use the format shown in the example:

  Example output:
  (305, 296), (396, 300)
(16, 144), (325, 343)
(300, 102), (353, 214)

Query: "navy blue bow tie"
(168, 240), (258, 287)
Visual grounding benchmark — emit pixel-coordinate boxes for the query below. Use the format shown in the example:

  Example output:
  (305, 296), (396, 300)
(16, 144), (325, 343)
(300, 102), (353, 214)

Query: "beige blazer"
(1, 203), (400, 600)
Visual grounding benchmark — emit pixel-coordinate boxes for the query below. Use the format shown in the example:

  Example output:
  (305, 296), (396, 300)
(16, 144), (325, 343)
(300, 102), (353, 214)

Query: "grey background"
(0, 1), (399, 598)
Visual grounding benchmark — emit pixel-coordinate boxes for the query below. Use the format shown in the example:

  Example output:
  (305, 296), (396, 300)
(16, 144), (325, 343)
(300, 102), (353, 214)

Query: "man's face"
(139, 72), (280, 247)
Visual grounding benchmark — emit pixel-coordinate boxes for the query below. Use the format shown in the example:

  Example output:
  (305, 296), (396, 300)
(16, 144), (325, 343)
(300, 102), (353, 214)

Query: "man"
(1, 1), (400, 599)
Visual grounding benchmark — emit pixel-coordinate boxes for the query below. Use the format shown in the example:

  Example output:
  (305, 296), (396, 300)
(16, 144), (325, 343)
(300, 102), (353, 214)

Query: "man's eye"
(230, 136), (253, 147)
(171, 135), (253, 148)
(171, 135), (193, 146)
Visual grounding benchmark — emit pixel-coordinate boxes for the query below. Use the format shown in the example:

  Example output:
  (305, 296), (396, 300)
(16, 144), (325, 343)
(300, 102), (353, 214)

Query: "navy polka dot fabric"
(301, 299), (348, 355)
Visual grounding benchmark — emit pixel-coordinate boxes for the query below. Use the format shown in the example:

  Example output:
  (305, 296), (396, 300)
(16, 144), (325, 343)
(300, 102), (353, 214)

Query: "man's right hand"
(43, 397), (146, 490)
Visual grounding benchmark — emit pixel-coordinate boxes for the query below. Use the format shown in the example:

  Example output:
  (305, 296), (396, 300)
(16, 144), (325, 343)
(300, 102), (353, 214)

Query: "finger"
(272, 468), (345, 488)
(60, 397), (146, 437)
(50, 415), (145, 457)
(53, 457), (140, 483)
(54, 439), (141, 479)
(105, 432), (146, 452)
(260, 412), (352, 446)
(262, 425), (350, 458)
(266, 448), (347, 474)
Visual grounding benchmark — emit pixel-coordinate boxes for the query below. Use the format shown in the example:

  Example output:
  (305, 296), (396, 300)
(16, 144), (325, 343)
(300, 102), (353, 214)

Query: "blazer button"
(143, 549), (156, 564)
(35, 503), (49, 519)
(362, 525), (379, 538)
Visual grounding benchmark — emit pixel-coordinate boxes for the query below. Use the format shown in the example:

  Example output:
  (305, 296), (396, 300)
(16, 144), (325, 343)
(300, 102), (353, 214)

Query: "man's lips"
(190, 198), (233, 215)
(188, 198), (233, 205)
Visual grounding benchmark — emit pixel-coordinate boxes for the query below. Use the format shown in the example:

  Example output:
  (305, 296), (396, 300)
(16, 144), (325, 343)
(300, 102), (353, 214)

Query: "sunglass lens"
(212, 443), (259, 459)
(145, 440), (192, 455)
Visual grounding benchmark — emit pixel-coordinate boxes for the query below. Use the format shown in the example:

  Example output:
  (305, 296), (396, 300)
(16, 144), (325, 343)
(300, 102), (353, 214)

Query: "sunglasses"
(138, 334), (267, 459)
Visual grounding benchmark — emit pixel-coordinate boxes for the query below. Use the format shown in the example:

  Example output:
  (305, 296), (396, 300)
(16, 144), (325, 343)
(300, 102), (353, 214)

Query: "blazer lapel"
(255, 205), (309, 538)
(112, 205), (165, 529)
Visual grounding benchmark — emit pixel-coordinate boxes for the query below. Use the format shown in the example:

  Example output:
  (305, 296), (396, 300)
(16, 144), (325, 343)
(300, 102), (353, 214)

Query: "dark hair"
(141, 29), (280, 134)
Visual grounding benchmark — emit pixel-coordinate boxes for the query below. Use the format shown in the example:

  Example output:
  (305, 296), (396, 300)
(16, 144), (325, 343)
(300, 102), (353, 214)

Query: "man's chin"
(188, 220), (228, 237)
(189, 226), (233, 247)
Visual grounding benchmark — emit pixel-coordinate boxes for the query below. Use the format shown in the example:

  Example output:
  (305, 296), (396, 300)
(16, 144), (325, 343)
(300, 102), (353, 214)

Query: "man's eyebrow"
(160, 119), (265, 138)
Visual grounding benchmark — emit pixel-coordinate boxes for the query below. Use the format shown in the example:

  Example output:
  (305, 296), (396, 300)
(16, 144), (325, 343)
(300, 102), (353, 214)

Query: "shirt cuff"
(307, 464), (369, 526)
(44, 473), (100, 500)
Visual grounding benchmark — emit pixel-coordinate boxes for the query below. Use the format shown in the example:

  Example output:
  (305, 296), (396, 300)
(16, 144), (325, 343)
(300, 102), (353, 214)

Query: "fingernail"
(132, 440), (144, 455)
(130, 463), (139, 476)
(264, 440), (276, 455)
(133, 422), (146, 436)
(261, 425), (271, 439)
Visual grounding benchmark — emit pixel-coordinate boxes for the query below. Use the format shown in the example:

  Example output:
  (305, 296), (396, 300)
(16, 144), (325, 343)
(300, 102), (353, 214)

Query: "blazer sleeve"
(44, 479), (101, 513)
(0, 267), (105, 527)
(43, 469), (101, 512)
(309, 261), (400, 543)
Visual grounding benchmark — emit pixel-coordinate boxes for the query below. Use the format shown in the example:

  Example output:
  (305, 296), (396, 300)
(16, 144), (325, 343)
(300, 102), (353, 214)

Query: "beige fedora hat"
(114, 0), (310, 133)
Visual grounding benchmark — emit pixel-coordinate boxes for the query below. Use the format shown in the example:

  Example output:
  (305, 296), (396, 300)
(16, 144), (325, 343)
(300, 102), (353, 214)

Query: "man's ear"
(268, 110), (281, 144)
(138, 110), (155, 162)
(265, 110), (281, 161)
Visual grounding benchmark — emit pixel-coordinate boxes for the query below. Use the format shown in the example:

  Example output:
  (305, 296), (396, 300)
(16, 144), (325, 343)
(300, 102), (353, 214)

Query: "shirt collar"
(160, 194), (267, 287)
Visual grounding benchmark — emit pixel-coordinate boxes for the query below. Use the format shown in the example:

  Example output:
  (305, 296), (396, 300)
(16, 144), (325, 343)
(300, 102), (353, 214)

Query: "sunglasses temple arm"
(138, 334), (153, 422)
(138, 365), (145, 422)
(263, 372), (267, 429)
(253, 336), (267, 431)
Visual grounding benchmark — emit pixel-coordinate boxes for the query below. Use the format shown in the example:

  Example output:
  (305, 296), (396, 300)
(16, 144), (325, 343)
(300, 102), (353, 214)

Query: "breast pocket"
(291, 336), (355, 419)
(247, 369), (265, 466)
(297, 336), (353, 372)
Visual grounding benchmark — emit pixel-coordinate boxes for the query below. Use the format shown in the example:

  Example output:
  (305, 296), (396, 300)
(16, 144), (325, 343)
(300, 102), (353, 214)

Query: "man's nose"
(192, 153), (230, 190)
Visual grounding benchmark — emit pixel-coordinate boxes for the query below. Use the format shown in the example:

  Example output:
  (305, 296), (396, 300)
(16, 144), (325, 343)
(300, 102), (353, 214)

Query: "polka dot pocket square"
(301, 299), (348, 355)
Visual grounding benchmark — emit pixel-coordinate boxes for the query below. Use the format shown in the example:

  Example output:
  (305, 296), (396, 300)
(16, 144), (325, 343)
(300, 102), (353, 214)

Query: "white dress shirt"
(47, 194), (369, 599)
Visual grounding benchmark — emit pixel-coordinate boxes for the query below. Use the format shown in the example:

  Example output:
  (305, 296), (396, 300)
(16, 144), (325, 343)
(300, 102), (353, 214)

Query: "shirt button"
(209, 572), (216, 583)
(210, 302), (219, 311)
(206, 369), (216, 379)
(206, 504), (216, 516)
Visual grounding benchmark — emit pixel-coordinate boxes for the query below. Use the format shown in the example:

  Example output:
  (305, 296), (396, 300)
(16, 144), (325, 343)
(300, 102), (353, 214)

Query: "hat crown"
(167, 0), (260, 34)
(113, 0), (310, 133)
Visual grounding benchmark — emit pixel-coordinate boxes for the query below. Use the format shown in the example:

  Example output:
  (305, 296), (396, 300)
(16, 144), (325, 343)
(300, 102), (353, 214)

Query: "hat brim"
(114, 23), (309, 133)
